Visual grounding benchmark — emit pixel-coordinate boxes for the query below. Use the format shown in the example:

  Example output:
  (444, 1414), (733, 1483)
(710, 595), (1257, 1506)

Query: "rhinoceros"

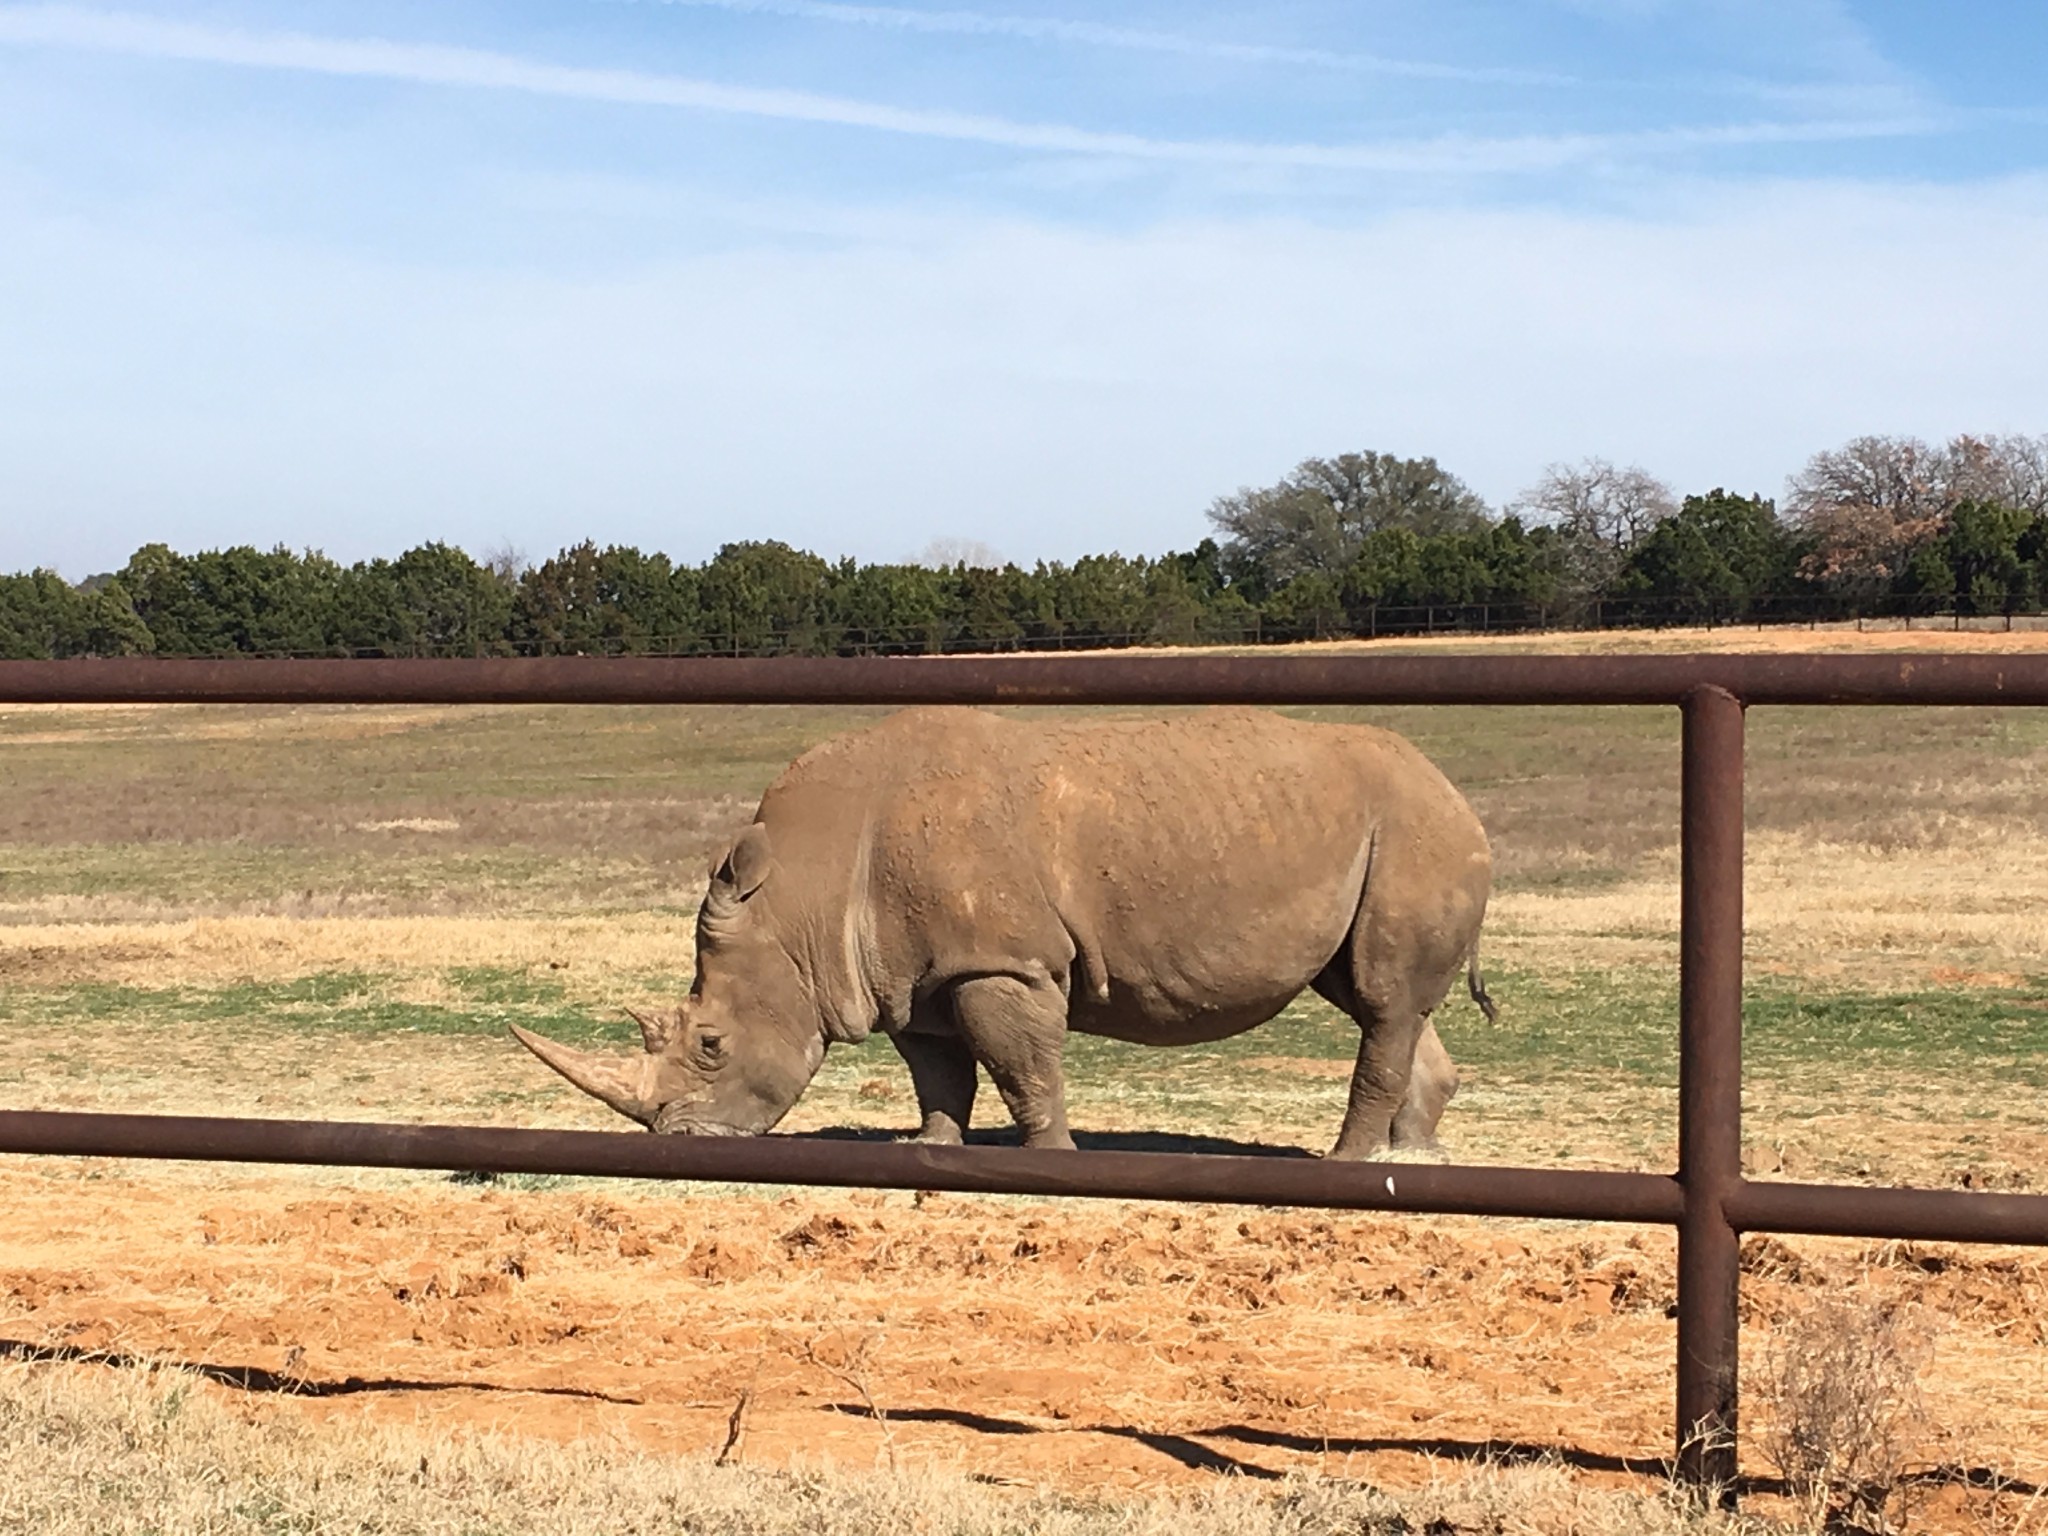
(513, 706), (1496, 1159)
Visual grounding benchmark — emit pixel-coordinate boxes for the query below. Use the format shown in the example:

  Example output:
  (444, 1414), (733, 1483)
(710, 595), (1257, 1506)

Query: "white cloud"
(0, 5), (1944, 176)
(626, 0), (1574, 86)
(4, 174), (2045, 577)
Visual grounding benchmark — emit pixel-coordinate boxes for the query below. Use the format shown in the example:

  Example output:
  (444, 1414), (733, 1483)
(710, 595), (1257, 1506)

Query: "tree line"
(5, 431), (2045, 661)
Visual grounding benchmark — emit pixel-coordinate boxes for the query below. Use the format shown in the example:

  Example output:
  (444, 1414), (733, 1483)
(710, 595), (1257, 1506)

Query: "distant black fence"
(44, 593), (2044, 663)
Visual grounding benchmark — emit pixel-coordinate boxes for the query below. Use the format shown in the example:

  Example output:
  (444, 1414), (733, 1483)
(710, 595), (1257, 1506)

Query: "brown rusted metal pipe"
(0, 1111), (1688, 1223)
(1726, 1181), (2048, 1245)
(8, 1111), (2048, 1243)
(5, 652), (2048, 708)
(1677, 686), (1745, 1495)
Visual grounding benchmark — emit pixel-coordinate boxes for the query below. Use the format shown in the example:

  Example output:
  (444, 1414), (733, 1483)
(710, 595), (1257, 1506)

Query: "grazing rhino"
(513, 706), (1496, 1160)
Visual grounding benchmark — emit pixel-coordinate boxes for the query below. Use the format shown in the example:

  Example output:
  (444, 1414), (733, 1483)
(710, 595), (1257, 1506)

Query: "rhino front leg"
(890, 1028), (978, 1145)
(950, 974), (1076, 1151)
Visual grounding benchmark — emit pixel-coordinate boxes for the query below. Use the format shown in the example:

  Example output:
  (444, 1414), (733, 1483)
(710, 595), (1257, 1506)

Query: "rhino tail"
(1467, 945), (1500, 1025)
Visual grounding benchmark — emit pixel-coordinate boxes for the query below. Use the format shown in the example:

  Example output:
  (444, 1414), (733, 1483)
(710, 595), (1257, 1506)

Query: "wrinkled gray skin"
(513, 707), (1496, 1160)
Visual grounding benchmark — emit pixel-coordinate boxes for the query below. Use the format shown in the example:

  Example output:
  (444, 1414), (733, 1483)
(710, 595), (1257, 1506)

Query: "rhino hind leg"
(1315, 949), (1466, 1161)
(1326, 998), (1433, 1162)
(950, 974), (1076, 1151)
(1388, 1021), (1458, 1152)
(891, 1028), (979, 1145)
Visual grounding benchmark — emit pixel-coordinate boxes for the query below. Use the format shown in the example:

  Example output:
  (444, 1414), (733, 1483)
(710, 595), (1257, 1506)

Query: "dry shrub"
(1762, 1298), (1935, 1533)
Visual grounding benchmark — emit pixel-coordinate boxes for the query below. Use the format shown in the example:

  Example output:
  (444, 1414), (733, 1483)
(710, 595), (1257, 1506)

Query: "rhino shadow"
(804, 1127), (1314, 1158)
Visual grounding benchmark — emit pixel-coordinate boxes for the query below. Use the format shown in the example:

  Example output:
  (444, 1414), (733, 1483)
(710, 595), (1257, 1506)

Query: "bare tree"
(1952, 432), (2048, 516)
(1207, 450), (1491, 588)
(911, 537), (1005, 571)
(1513, 459), (1678, 595)
(1784, 435), (1944, 587)
(478, 541), (529, 588)
(1784, 432), (2048, 587)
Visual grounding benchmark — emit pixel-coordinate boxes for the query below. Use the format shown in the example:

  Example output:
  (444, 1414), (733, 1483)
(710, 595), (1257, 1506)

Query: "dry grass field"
(3, 626), (2046, 1533)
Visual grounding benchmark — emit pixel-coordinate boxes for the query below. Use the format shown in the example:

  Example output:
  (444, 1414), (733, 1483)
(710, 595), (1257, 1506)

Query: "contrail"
(620, 0), (1575, 87)
(0, 6), (1938, 174)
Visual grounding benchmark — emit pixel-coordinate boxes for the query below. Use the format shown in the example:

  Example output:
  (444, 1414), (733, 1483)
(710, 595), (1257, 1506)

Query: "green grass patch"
(0, 842), (653, 911)
(792, 965), (2048, 1146)
(7, 966), (2043, 1080)
(0, 968), (616, 1047)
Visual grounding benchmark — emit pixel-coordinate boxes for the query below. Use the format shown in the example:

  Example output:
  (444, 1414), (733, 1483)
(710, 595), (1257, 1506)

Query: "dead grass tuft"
(1242, 622), (2048, 657)
(1488, 822), (2048, 977)
(0, 912), (702, 991)
(1763, 1299), (1936, 1534)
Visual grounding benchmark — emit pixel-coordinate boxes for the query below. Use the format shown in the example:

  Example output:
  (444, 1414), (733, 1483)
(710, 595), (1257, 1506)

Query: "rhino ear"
(715, 823), (774, 901)
(623, 1005), (684, 1054)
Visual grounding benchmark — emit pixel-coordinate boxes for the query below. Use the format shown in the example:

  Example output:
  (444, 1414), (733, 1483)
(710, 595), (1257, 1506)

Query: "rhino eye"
(699, 1034), (726, 1059)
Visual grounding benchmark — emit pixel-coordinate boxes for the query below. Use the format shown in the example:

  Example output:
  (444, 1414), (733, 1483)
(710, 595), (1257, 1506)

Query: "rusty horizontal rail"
(1725, 1180), (2048, 1246)
(0, 1111), (1686, 1225)
(3, 1111), (2045, 1247)
(5, 651), (2048, 708)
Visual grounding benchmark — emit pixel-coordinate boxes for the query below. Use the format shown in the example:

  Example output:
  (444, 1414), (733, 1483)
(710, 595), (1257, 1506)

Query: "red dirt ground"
(3, 1162), (2044, 1528)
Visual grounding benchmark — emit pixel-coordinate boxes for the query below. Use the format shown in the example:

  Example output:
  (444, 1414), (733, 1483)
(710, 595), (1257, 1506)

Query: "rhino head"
(510, 824), (827, 1135)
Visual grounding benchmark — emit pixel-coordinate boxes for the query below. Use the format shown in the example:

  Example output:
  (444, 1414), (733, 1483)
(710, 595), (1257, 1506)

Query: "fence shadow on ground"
(846, 1405), (2044, 1500)
(0, 1337), (644, 1405)
(852, 1404), (1658, 1481)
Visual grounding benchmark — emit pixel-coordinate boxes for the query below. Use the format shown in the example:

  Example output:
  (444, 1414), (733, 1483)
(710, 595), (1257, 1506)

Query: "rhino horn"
(623, 1005), (683, 1054)
(508, 1024), (656, 1126)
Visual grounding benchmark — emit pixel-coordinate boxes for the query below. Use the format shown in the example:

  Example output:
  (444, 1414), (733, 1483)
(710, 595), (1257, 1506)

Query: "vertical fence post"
(1677, 685), (1746, 1494)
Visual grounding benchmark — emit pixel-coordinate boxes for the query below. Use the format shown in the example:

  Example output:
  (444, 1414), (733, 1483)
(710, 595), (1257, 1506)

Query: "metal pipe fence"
(3, 651), (2047, 1499)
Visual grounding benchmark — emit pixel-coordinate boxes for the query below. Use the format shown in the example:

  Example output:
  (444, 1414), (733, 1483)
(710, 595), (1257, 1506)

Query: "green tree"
(1472, 516), (1565, 608)
(594, 545), (699, 652)
(1166, 538), (1229, 596)
(1260, 570), (1346, 638)
(0, 570), (88, 658)
(512, 543), (700, 654)
(1195, 585), (1261, 643)
(388, 544), (514, 656)
(79, 579), (156, 656)
(115, 543), (340, 654)
(1618, 490), (1800, 616)
(945, 564), (1030, 651)
(1906, 499), (2038, 613)
(333, 545), (510, 657)
(1898, 542), (1956, 601)
(1133, 561), (1207, 645)
(829, 560), (950, 652)
(1345, 527), (1427, 607)
(1045, 554), (1152, 642)
(2021, 512), (2048, 606)
(697, 541), (833, 654)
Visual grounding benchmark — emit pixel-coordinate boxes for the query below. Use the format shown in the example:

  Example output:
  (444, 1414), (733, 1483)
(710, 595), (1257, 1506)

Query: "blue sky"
(2, 1), (2045, 577)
